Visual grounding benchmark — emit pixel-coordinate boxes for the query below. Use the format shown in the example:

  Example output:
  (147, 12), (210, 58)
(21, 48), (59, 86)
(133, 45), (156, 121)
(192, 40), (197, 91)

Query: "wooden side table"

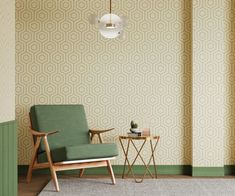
(119, 135), (160, 183)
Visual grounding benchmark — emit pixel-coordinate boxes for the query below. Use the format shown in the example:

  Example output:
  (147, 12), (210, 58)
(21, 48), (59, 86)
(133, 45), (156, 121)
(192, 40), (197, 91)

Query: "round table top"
(119, 135), (160, 140)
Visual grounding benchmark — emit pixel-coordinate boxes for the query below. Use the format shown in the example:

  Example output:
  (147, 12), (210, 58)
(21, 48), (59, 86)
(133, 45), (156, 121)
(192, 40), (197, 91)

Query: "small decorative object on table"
(129, 120), (141, 136)
(142, 128), (150, 136)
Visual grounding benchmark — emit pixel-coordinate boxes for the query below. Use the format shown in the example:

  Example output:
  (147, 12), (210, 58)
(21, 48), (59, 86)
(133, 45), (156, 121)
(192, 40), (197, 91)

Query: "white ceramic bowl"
(130, 128), (141, 133)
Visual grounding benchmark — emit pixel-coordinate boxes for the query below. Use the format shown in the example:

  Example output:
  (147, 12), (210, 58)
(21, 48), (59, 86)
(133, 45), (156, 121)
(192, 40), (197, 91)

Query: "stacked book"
(127, 132), (141, 137)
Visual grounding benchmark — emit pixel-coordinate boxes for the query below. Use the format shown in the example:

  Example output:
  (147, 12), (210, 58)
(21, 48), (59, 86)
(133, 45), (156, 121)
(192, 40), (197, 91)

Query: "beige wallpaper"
(224, 0), (235, 165)
(16, 0), (192, 165)
(16, 0), (235, 167)
(192, 0), (225, 167)
(0, 0), (15, 123)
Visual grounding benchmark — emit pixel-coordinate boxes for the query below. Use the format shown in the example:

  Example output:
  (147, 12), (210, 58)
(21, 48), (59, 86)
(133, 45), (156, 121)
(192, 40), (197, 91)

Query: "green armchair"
(27, 105), (118, 192)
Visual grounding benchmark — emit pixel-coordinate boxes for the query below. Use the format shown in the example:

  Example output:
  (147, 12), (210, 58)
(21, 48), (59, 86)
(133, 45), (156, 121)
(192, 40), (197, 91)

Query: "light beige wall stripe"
(192, 0), (225, 167)
(224, 0), (235, 165)
(0, 0), (15, 123)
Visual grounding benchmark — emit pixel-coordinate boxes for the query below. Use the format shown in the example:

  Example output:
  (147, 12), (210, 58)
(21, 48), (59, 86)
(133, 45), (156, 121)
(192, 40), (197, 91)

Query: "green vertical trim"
(192, 167), (224, 176)
(0, 120), (17, 196)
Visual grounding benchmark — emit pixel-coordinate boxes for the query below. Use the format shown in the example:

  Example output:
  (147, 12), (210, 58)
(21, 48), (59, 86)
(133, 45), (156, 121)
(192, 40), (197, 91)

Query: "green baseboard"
(224, 165), (235, 175)
(18, 165), (191, 176)
(18, 165), (235, 177)
(192, 167), (224, 177)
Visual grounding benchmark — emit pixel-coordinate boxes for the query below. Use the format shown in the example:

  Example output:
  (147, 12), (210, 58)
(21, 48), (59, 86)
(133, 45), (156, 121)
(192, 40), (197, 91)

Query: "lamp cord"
(109, 0), (112, 14)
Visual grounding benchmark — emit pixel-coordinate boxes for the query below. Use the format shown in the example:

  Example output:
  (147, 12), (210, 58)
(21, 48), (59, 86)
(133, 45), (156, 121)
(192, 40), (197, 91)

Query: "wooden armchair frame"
(27, 125), (116, 192)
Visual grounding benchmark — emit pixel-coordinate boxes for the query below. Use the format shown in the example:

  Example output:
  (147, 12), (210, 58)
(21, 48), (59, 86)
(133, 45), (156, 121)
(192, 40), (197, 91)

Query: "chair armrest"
(89, 128), (114, 134)
(89, 128), (114, 143)
(29, 127), (59, 137)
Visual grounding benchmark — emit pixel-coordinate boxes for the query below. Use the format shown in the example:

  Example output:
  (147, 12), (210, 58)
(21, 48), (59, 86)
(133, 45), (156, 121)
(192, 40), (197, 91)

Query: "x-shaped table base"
(119, 135), (160, 183)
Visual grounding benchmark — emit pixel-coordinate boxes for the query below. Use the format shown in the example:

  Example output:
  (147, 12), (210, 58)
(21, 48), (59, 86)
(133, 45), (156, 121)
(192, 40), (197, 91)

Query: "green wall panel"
(0, 121), (17, 196)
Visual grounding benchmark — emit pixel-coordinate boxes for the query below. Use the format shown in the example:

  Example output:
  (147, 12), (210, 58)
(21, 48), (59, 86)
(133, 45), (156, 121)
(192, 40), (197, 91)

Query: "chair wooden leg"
(106, 160), (116, 185)
(43, 136), (60, 192)
(26, 157), (35, 183)
(79, 169), (85, 177)
(27, 137), (41, 183)
(50, 166), (59, 192)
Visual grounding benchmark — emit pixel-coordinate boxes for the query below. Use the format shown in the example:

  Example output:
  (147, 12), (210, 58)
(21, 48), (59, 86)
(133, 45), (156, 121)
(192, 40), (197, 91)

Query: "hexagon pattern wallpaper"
(224, 0), (235, 165)
(0, 0), (15, 123)
(192, 0), (225, 167)
(16, 0), (235, 166)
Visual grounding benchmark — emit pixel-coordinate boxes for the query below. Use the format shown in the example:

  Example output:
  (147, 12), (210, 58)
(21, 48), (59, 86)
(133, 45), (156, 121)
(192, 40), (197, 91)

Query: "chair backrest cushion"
(30, 104), (90, 152)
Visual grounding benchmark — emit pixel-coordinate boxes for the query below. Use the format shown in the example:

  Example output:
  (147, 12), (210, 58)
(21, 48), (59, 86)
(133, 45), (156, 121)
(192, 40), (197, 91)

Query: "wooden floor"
(19, 174), (50, 196)
(18, 174), (235, 196)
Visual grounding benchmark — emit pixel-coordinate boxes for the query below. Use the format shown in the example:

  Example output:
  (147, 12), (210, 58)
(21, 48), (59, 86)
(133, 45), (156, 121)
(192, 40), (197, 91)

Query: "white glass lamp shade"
(99, 13), (123, 39)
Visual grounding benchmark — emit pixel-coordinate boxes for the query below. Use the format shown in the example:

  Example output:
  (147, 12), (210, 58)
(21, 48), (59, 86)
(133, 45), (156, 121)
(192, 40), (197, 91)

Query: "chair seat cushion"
(38, 143), (118, 163)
